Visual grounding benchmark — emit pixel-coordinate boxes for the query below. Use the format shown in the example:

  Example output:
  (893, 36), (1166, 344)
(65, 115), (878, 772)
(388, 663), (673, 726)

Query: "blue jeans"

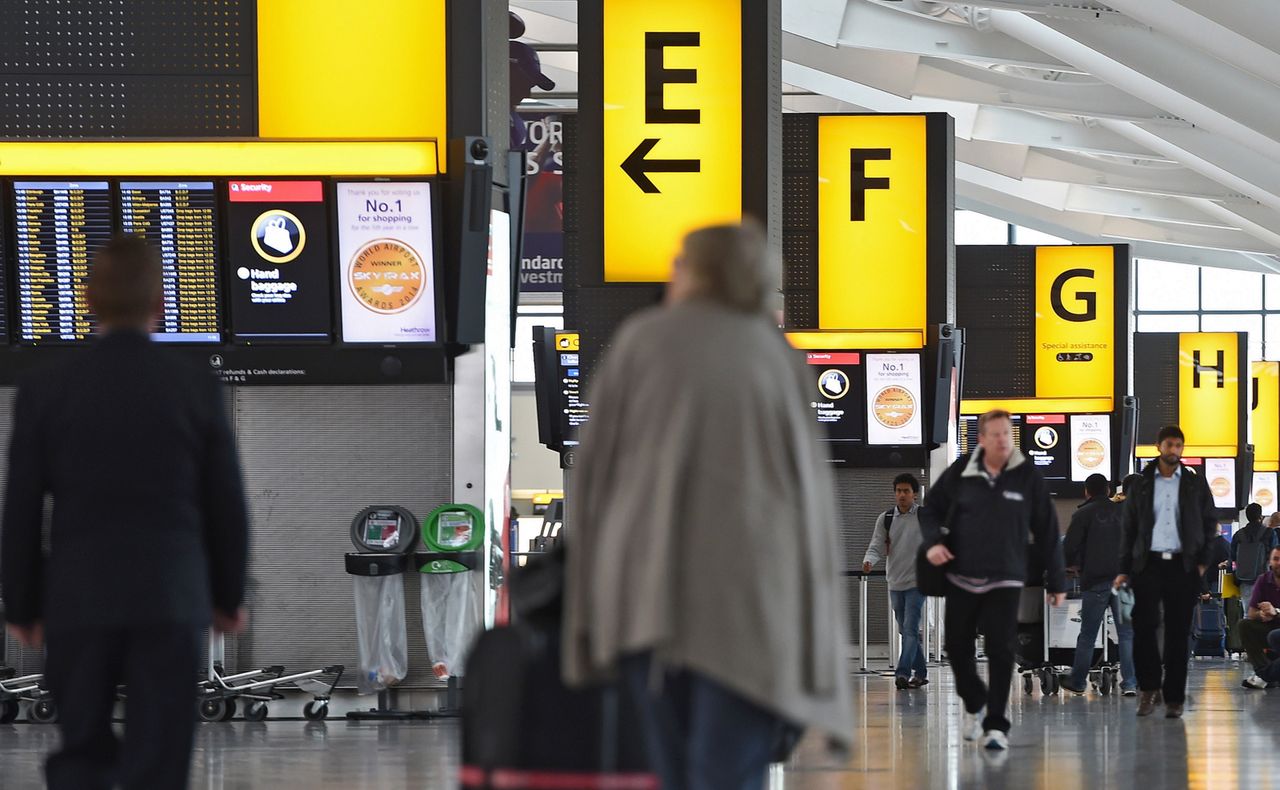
(890, 588), (928, 680)
(1069, 584), (1136, 690)
(621, 654), (783, 790)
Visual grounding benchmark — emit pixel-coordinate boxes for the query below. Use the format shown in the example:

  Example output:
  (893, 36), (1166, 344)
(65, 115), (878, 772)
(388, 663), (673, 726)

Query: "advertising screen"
(119, 181), (221, 343)
(225, 180), (332, 342)
(1251, 472), (1278, 516)
(805, 352), (865, 445)
(1205, 458), (1237, 510)
(13, 181), (113, 342)
(865, 353), (923, 446)
(1069, 414), (1112, 483)
(335, 181), (438, 343)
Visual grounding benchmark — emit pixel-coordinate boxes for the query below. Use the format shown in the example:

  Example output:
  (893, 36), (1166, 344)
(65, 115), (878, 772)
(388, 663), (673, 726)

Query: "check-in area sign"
(1034, 246), (1115, 404)
(818, 115), (928, 332)
(603, 0), (743, 282)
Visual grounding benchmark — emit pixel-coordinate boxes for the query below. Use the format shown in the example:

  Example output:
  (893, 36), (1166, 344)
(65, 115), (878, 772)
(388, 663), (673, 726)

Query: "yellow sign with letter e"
(603, 0), (742, 282)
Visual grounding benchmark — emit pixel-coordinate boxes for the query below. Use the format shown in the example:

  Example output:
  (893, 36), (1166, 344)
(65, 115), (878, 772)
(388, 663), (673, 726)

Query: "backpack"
(1236, 524), (1269, 583)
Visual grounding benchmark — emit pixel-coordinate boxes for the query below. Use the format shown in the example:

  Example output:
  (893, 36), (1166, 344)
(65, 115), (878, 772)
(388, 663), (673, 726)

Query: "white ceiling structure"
(512, 0), (1280, 272)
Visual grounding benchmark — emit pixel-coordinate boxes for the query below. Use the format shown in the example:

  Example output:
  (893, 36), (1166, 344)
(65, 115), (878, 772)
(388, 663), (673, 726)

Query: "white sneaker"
(983, 730), (1009, 751)
(962, 709), (984, 741)
(1242, 674), (1268, 690)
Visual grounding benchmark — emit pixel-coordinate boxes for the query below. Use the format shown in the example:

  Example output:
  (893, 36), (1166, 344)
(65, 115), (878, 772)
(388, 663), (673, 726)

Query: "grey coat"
(562, 301), (854, 742)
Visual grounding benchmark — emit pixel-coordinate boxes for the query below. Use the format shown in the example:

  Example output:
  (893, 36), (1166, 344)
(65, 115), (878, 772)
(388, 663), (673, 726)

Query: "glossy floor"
(0, 661), (1272, 788)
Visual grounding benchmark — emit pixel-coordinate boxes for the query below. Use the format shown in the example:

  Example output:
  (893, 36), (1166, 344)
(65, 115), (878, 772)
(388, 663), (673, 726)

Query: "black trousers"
(44, 624), (202, 790)
(1131, 555), (1199, 704)
(944, 586), (1021, 734)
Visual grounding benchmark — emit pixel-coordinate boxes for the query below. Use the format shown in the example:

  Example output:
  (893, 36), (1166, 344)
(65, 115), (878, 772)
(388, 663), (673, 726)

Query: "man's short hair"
(1156, 425), (1186, 444)
(1084, 473), (1109, 498)
(1121, 473), (1142, 495)
(977, 409), (1013, 434)
(87, 234), (162, 325)
(1247, 503), (1264, 523)
(893, 473), (920, 494)
(1271, 545), (1280, 557)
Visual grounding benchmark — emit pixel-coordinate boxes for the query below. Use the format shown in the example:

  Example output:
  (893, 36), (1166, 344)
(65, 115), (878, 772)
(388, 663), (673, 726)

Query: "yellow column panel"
(257, 0), (447, 151)
(1034, 246), (1114, 402)
(817, 115), (927, 333)
(1178, 332), (1239, 450)
(602, 0), (742, 282)
(1253, 361), (1280, 468)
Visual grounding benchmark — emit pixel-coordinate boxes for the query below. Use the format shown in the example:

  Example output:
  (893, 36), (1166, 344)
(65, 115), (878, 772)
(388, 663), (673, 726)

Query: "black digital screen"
(119, 181), (221, 343)
(1022, 415), (1070, 482)
(225, 180), (332, 343)
(13, 181), (113, 342)
(958, 414), (1025, 460)
(0, 190), (8, 342)
(804, 352), (866, 446)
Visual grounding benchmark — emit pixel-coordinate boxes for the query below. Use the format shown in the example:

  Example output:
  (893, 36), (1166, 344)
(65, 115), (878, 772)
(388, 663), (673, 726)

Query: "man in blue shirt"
(1116, 426), (1218, 719)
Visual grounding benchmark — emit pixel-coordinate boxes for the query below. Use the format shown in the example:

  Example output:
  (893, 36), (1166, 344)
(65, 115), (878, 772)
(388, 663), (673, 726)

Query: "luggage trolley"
(196, 637), (344, 722)
(0, 668), (55, 724)
(1020, 582), (1119, 696)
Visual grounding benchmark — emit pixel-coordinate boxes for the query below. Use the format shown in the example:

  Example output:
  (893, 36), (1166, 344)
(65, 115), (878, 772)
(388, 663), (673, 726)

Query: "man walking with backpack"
(862, 474), (928, 690)
(1233, 503), (1275, 606)
(1060, 474), (1137, 696)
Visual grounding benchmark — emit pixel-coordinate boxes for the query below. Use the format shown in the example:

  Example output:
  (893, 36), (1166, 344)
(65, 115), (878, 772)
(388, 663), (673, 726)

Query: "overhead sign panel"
(958, 244), (1127, 415)
(1253, 360), (1280, 472)
(602, 0), (742, 282)
(1179, 331), (1240, 452)
(1034, 246), (1114, 402)
(818, 115), (928, 333)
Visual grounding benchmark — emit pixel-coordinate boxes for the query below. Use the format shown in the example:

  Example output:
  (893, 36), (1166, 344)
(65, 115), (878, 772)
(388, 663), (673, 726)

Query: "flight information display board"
(119, 181), (221, 343)
(13, 181), (112, 342)
(225, 180), (333, 343)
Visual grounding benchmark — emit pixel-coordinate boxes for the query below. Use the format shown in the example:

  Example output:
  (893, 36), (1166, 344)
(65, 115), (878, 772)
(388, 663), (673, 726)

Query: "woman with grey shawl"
(562, 222), (853, 789)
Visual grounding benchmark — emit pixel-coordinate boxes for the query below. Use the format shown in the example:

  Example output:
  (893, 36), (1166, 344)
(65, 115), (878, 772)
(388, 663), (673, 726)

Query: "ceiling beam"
(838, 0), (1072, 70)
(1101, 0), (1280, 88)
(990, 10), (1280, 162)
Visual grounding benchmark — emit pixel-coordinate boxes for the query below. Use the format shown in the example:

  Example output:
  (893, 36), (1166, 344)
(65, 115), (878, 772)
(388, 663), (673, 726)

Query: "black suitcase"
(462, 547), (655, 789)
(1192, 599), (1226, 657)
(1225, 596), (1245, 655)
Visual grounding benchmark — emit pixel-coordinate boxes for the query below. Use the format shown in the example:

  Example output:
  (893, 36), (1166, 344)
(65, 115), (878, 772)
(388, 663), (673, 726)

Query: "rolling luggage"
(1225, 596), (1245, 655)
(461, 545), (655, 789)
(1192, 599), (1226, 658)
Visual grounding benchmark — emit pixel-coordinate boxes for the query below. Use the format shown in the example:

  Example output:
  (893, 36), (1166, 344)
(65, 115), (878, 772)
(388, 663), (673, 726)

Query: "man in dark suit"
(1115, 425), (1217, 719)
(1, 235), (250, 789)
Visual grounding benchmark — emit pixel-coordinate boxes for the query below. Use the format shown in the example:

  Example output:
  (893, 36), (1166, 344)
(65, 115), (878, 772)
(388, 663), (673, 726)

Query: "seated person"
(1257, 627), (1280, 684)
(1240, 547), (1280, 689)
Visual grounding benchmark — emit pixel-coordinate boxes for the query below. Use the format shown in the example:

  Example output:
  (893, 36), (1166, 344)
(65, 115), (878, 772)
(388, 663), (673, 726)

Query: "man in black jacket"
(1115, 425), (1217, 719)
(1, 235), (250, 790)
(1061, 474), (1136, 696)
(921, 410), (1066, 752)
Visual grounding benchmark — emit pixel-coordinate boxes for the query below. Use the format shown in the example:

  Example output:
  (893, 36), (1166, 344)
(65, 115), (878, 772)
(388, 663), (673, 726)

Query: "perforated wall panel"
(956, 246), (1036, 398)
(0, 0), (256, 137)
(782, 115), (818, 329)
(231, 385), (453, 689)
(834, 466), (932, 646)
(1134, 333), (1180, 440)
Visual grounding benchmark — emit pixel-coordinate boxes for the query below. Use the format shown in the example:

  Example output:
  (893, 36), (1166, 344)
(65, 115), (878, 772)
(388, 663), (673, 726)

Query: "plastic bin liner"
(421, 572), (482, 679)
(353, 574), (409, 694)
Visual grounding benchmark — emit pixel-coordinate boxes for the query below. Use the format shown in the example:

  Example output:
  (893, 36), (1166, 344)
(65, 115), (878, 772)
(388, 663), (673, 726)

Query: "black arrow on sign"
(621, 138), (700, 194)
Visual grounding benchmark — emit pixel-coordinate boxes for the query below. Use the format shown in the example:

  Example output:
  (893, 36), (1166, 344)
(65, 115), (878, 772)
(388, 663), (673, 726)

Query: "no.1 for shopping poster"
(336, 182), (438, 343)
